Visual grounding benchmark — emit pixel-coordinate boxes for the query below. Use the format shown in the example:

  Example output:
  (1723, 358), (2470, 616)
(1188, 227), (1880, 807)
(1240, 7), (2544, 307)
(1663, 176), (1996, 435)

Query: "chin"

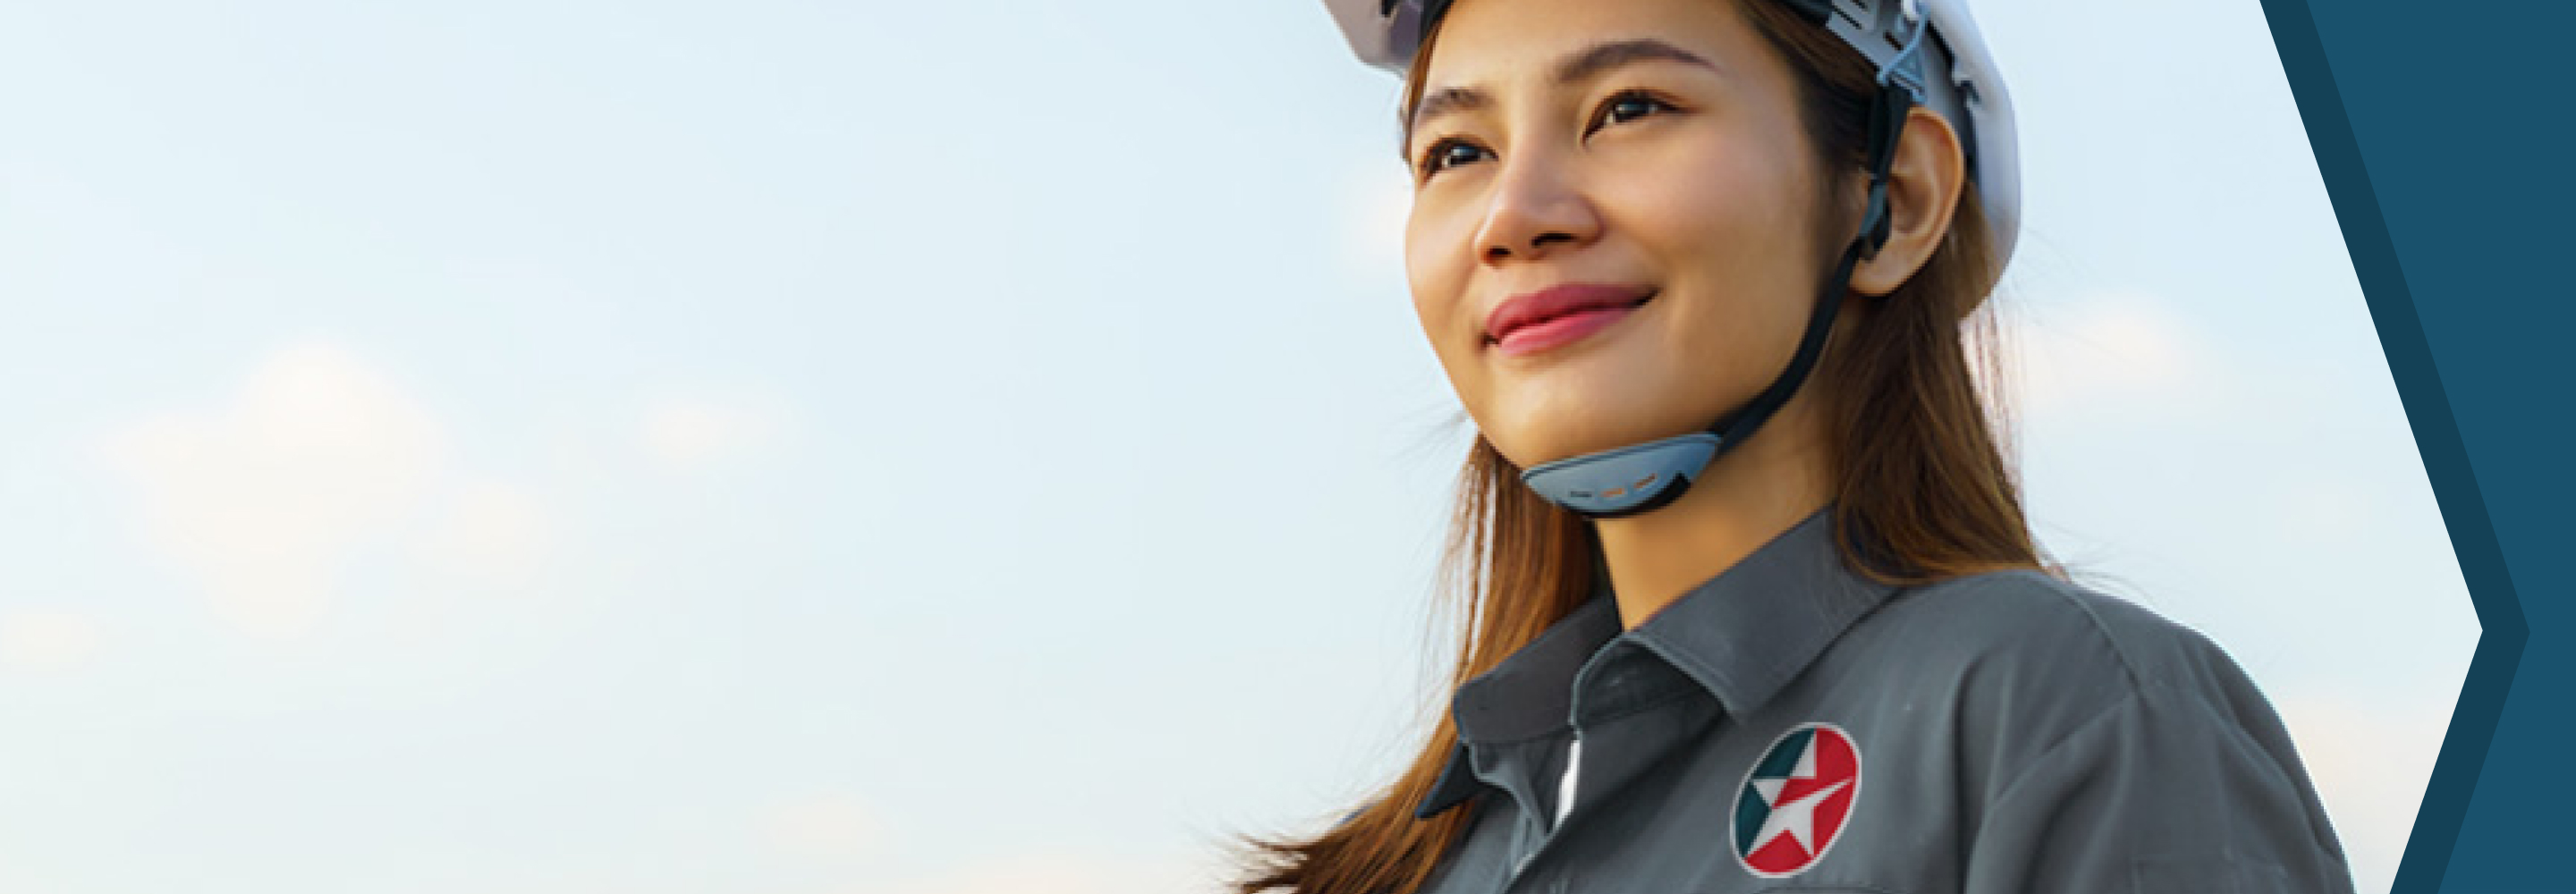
(1486, 409), (1685, 473)
(1470, 354), (1726, 468)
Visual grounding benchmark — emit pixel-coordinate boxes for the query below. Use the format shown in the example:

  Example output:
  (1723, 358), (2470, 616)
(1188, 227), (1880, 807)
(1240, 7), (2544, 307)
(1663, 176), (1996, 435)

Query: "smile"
(1486, 284), (1658, 358)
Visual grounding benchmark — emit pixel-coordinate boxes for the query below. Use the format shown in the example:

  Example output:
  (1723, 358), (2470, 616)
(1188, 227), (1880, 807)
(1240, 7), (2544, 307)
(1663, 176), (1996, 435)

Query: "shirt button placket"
(1505, 819), (1547, 893)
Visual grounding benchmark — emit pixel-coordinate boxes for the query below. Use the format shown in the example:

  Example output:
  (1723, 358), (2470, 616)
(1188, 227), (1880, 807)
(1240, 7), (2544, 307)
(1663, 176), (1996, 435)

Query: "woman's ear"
(1849, 106), (1965, 297)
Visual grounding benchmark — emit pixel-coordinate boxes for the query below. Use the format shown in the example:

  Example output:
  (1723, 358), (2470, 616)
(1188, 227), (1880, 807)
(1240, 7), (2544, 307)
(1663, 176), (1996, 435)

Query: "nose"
(1473, 155), (1601, 264)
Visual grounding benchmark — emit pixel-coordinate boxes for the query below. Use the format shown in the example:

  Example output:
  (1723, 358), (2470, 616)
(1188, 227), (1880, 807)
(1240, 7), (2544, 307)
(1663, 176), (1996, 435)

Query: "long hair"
(1232, 2), (2040, 890)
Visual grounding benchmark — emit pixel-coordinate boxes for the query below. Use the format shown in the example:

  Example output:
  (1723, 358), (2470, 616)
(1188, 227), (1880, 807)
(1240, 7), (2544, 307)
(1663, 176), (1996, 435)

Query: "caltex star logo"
(1732, 722), (1861, 878)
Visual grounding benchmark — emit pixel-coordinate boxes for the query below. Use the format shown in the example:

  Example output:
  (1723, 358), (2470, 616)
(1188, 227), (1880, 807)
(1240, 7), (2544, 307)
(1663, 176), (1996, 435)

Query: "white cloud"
(98, 341), (555, 639)
(878, 851), (1208, 894)
(641, 392), (791, 470)
(100, 342), (447, 638)
(1338, 158), (1413, 281)
(0, 609), (105, 670)
(411, 478), (554, 586)
(2012, 291), (2210, 414)
(762, 795), (881, 860)
(2275, 685), (2455, 894)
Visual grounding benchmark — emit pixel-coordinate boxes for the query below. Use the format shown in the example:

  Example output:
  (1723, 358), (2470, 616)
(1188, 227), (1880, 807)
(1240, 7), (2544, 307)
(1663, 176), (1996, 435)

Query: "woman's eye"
(1592, 92), (1676, 131)
(1419, 139), (1492, 177)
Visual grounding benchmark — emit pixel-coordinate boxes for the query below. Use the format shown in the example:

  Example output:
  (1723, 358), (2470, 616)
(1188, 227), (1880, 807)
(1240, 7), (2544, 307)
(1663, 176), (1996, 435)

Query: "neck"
(1590, 394), (1834, 629)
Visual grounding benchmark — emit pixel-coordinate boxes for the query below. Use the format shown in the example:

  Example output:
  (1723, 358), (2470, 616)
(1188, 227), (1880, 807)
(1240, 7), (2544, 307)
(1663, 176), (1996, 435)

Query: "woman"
(1233, 0), (2358, 891)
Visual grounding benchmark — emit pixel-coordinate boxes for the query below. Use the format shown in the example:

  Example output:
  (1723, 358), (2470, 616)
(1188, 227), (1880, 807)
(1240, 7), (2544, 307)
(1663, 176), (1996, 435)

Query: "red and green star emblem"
(1733, 722), (1862, 878)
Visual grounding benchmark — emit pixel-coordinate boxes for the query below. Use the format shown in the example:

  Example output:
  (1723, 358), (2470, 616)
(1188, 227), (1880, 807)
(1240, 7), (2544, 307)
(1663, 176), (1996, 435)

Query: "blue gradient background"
(2273, 0), (2571, 890)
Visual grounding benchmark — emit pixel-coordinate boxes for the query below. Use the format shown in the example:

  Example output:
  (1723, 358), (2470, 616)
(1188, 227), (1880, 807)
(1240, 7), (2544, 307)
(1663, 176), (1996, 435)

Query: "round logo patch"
(1731, 722), (1862, 878)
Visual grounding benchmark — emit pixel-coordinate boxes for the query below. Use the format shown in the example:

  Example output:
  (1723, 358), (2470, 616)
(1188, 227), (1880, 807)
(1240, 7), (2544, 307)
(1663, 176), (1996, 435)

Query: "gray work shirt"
(1410, 511), (2354, 893)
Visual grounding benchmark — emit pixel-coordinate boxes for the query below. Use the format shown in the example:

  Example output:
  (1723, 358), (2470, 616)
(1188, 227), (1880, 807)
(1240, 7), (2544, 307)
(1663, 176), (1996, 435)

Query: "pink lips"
(1485, 283), (1657, 358)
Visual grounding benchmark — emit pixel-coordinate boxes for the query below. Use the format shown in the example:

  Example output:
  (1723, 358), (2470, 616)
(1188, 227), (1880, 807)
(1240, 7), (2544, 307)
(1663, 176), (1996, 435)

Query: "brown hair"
(1231, 1), (2040, 890)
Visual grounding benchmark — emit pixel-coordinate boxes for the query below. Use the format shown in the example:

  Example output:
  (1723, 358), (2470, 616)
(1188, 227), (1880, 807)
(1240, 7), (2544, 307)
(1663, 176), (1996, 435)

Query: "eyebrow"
(1407, 38), (1721, 135)
(1555, 38), (1719, 86)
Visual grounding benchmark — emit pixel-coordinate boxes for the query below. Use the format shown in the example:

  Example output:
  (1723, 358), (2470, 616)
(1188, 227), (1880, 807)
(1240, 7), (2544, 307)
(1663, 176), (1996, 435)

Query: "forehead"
(1420, 0), (1763, 86)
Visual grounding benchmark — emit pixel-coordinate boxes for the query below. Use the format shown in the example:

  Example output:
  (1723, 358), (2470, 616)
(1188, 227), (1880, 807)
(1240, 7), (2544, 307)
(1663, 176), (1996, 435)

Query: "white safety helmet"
(1324, 0), (2020, 278)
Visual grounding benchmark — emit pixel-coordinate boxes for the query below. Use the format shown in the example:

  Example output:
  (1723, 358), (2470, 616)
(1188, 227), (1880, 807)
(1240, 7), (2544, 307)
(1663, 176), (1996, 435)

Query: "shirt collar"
(1415, 508), (1897, 818)
(1623, 508), (1899, 716)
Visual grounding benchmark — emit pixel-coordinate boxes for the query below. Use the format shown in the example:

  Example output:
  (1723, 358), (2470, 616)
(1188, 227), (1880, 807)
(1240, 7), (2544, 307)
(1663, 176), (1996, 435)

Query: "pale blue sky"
(0, 1), (2470, 892)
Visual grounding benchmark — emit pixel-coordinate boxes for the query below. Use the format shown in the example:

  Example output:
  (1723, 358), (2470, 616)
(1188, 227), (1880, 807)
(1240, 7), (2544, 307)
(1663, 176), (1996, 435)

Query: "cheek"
(1403, 193), (1504, 411)
(1617, 142), (1812, 267)
(1403, 197), (1481, 346)
(1578, 139), (1827, 434)
(1616, 144), (1821, 320)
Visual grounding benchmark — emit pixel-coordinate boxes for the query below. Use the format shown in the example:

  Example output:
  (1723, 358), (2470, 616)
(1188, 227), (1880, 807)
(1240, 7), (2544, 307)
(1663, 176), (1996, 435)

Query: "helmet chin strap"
(1520, 81), (1917, 519)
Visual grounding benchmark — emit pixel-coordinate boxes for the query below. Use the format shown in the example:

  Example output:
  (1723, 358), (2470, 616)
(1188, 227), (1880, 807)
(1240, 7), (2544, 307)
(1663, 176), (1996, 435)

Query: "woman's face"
(1403, 0), (1835, 470)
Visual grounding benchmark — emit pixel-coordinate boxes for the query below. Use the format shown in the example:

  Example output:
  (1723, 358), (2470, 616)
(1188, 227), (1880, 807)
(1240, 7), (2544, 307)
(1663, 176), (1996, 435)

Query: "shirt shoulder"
(1863, 568), (2264, 710)
(1821, 569), (2301, 796)
(1812, 569), (2351, 890)
(1849, 572), (2355, 891)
